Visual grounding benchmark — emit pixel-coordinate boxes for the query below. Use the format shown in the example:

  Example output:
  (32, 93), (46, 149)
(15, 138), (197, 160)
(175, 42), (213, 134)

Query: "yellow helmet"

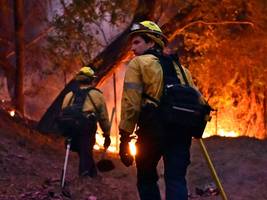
(129, 20), (167, 47)
(78, 66), (95, 77)
(75, 66), (96, 82)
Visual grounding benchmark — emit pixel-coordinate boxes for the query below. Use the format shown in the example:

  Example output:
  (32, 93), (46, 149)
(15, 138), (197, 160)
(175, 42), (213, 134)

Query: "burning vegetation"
(0, 1), (267, 199)
(0, 0), (266, 151)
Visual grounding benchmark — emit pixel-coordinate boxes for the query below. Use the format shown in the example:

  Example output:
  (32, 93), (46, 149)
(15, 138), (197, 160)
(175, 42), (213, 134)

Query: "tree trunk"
(264, 89), (267, 138)
(13, 0), (25, 116)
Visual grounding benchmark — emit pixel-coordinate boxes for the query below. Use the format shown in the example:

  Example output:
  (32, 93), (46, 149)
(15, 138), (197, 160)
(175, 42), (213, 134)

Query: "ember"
(9, 110), (15, 117)
(129, 140), (137, 156)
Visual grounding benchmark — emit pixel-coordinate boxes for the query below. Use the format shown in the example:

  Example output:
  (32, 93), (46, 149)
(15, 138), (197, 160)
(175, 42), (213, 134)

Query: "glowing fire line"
(94, 128), (240, 154)
(203, 129), (239, 138)
(94, 132), (137, 156)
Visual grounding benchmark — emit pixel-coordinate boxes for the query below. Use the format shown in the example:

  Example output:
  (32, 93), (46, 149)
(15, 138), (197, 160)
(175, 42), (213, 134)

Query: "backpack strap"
(172, 57), (189, 86)
(142, 49), (184, 104)
(66, 93), (75, 106)
(71, 88), (91, 112)
(87, 89), (101, 117)
(142, 93), (160, 105)
(71, 87), (102, 115)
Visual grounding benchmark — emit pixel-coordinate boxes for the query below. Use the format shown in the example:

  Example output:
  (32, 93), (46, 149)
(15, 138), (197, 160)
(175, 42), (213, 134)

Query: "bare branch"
(169, 20), (255, 41)
(59, 0), (67, 10)
(6, 27), (54, 59)
(91, 20), (109, 46)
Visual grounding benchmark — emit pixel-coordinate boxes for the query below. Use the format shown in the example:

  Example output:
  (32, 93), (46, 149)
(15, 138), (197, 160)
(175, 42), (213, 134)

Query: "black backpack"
(57, 88), (97, 137)
(144, 50), (212, 138)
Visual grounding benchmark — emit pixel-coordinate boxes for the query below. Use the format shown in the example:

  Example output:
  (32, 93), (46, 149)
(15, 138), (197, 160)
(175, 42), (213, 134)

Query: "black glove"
(103, 134), (111, 150)
(119, 130), (134, 167)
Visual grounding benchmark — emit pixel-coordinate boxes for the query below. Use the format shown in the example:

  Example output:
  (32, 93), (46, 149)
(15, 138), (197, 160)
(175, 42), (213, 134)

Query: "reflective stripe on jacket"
(62, 87), (110, 135)
(119, 54), (195, 134)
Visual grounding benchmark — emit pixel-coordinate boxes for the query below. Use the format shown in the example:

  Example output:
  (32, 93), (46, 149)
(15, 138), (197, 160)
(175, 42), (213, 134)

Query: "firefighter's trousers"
(72, 120), (97, 177)
(136, 105), (191, 200)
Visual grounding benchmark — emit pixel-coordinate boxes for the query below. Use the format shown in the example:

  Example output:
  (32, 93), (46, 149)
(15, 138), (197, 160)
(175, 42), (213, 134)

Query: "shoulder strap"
(89, 87), (102, 93)
(141, 49), (191, 104)
(142, 93), (160, 105)
(87, 89), (100, 115)
(71, 87), (92, 112)
(172, 57), (189, 86)
(66, 93), (75, 106)
(143, 49), (182, 86)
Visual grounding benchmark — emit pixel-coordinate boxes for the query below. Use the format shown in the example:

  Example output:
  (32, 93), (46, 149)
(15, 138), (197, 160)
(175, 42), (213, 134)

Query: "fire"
(9, 110), (15, 117)
(93, 144), (100, 150)
(199, 109), (244, 138)
(106, 146), (116, 153)
(217, 129), (239, 137)
(95, 49), (266, 154)
(129, 140), (137, 156)
(203, 129), (239, 138)
(93, 132), (137, 155)
(93, 133), (117, 152)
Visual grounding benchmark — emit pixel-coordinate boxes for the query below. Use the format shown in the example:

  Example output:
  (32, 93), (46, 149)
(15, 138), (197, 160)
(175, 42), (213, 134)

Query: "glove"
(119, 130), (134, 167)
(103, 134), (111, 150)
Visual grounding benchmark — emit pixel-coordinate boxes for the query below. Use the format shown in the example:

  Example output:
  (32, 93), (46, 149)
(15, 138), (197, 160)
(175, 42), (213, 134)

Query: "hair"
(133, 33), (163, 51)
(78, 78), (92, 85)
(139, 33), (152, 43)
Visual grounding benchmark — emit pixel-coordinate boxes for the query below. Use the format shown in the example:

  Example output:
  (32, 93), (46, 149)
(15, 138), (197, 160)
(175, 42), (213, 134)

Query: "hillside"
(0, 110), (267, 200)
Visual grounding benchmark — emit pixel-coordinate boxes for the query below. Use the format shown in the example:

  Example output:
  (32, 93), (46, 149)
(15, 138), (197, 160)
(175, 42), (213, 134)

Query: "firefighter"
(119, 21), (196, 200)
(62, 66), (111, 177)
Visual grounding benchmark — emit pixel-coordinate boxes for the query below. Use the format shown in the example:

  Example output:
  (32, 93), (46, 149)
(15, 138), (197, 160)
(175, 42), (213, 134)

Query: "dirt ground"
(0, 110), (267, 200)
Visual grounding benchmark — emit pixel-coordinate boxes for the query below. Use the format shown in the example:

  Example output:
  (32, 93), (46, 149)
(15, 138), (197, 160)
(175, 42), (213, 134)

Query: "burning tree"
(0, 0), (266, 142)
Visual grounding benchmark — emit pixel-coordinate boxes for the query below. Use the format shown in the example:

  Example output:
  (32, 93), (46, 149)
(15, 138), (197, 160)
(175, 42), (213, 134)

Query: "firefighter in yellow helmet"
(61, 66), (111, 177)
(119, 21), (197, 200)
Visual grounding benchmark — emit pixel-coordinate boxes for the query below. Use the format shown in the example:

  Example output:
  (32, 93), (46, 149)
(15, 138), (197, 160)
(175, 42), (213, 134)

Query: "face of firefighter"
(131, 36), (155, 56)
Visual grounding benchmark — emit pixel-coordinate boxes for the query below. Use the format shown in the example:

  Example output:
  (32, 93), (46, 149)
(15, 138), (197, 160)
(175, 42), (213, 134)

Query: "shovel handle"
(61, 140), (71, 188)
(199, 139), (228, 200)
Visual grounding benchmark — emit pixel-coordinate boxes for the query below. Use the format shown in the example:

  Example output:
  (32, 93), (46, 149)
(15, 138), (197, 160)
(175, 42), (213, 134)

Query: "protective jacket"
(62, 86), (110, 136)
(119, 54), (196, 135)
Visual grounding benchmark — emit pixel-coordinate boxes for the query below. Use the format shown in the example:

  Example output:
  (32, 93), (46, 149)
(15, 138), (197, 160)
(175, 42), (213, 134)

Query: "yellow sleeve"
(96, 92), (111, 136)
(87, 90), (111, 136)
(119, 58), (143, 134)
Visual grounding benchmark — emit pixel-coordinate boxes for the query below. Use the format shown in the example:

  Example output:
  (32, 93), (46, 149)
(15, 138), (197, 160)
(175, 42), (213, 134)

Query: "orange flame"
(94, 49), (267, 155)
(9, 110), (15, 117)
(203, 129), (239, 138)
(129, 140), (137, 156)
(93, 133), (117, 152)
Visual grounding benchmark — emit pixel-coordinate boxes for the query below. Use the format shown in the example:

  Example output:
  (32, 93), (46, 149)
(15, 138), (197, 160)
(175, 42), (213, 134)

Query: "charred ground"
(0, 110), (266, 200)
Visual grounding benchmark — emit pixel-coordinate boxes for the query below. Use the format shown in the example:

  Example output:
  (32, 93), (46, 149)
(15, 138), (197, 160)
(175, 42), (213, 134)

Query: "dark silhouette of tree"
(13, 0), (25, 116)
(0, 0), (50, 109)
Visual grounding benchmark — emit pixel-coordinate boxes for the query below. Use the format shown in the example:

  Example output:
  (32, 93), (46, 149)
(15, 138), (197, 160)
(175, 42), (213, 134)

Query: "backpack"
(144, 50), (212, 138)
(57, 88), (97, 137)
